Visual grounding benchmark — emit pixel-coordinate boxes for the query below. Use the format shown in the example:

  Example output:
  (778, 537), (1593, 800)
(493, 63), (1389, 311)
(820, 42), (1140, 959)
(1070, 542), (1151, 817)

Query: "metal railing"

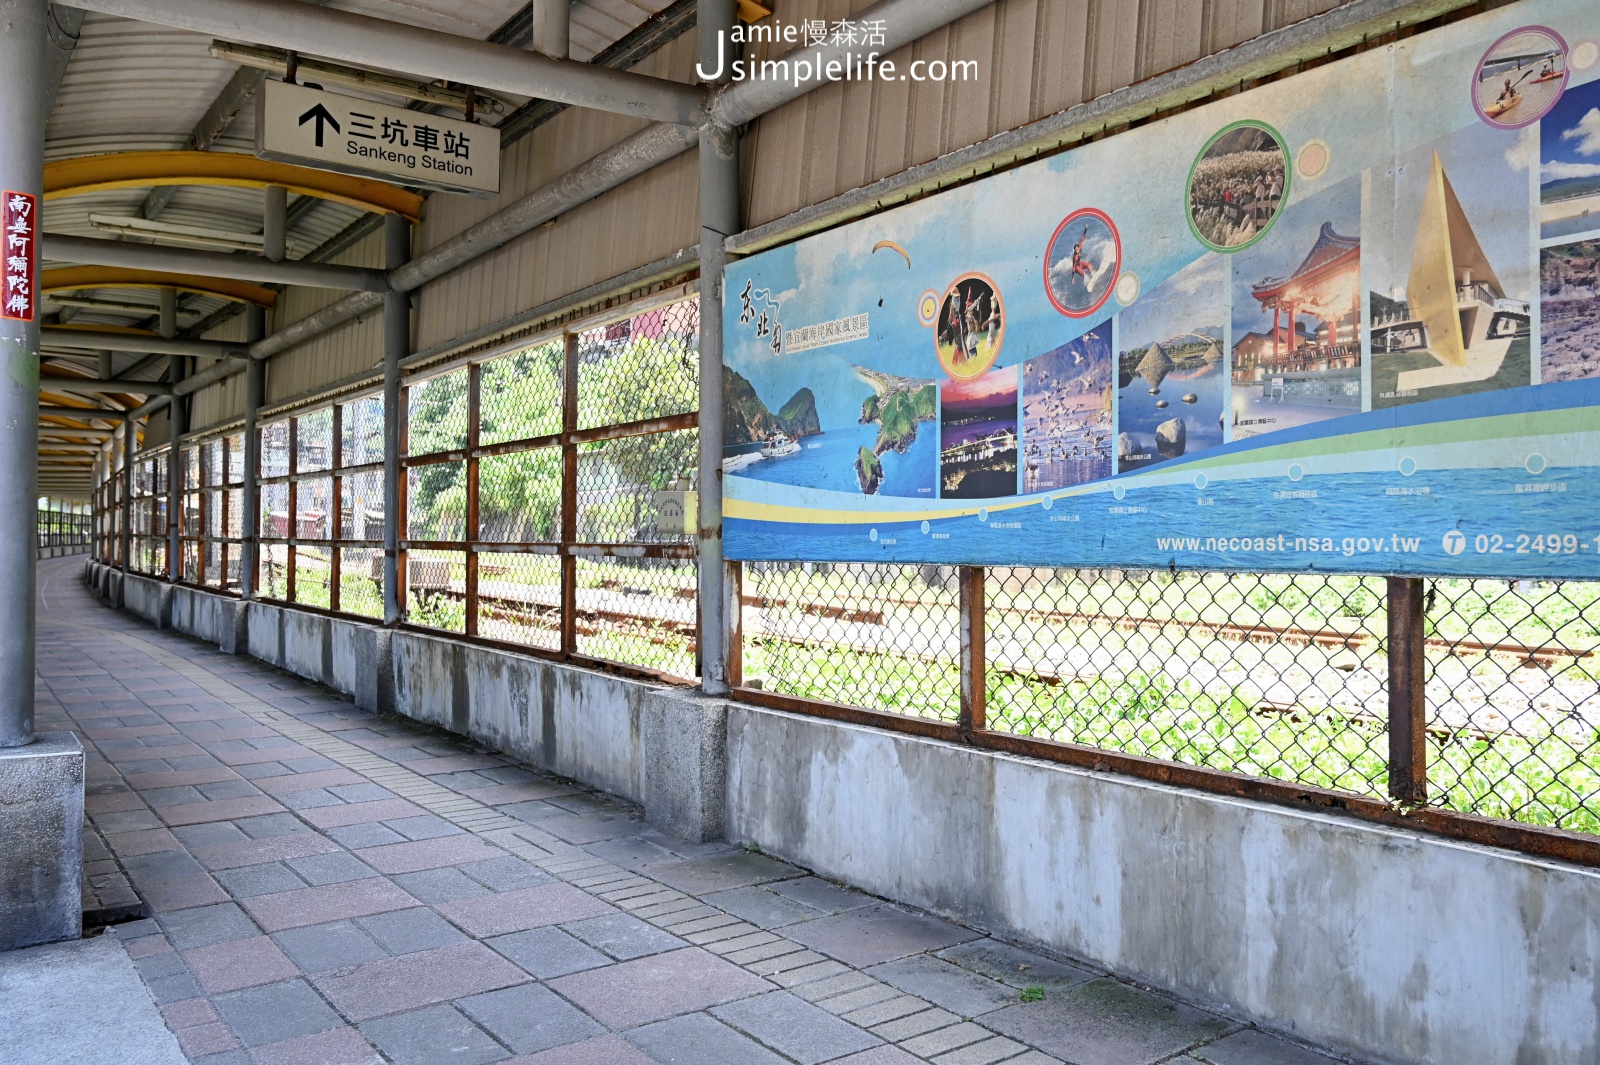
(37, 502), (92, 556)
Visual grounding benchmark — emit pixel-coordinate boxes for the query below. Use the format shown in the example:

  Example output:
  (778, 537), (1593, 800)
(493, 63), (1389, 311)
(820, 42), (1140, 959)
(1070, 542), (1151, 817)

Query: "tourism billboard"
(721, 0), (1600, 578)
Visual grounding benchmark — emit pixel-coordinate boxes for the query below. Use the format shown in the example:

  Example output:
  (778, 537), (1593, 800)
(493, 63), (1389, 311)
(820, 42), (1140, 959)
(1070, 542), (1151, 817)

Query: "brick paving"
(37, 557), (1348, 1065)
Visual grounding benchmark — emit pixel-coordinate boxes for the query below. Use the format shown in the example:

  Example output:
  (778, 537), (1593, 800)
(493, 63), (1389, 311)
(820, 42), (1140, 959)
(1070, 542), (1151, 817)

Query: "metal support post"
(119, 419), (133, 574)
(381, 212), (409, 625)
(559, 332), (578, 656)
(958, 566), (986, 737)
(1387, 576), (1428, 805)
(97, 349), (113, 380)
(262, 184), (287, 263)
(695, 0), (737, 694)
(530, 0), (568, 60)
(241, 305), (266, 599)
(0, 0), (45, 747)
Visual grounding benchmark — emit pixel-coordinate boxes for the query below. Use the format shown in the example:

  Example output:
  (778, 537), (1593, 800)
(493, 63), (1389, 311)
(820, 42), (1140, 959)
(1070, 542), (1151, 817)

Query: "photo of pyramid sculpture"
(1370, 151), (1531, 397)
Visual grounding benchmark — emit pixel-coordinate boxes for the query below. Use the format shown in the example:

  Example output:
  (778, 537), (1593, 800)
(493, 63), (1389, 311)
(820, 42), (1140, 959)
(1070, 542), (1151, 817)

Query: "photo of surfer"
(1044, 209), (1119, 318)
(1473, 26), (1567, 130)
(1187, 121), (1289, 252)
(1022, 323), (1113, 493)
(935, 274), (1004, 379)
(1367, 123), (1534, 408)
(940, 366), (1019, 499)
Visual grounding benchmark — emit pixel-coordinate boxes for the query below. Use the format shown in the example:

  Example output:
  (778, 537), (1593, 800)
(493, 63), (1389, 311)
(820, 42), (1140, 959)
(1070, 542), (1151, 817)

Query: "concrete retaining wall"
(724, 705), (1600, 1065)
(84, 562), (1600, 1064)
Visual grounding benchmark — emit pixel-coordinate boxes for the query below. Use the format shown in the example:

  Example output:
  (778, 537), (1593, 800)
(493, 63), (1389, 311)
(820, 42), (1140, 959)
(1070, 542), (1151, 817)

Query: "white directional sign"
(256, 80), (500, 195)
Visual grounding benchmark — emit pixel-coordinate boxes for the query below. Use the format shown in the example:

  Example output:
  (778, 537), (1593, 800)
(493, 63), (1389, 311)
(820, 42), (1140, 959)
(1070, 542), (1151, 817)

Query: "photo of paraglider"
(935, 274), (1005, 379)
(1044, 208), (1119, 318)
(1187, 121), (1290, 252)
(1116, 255), (1227, 472)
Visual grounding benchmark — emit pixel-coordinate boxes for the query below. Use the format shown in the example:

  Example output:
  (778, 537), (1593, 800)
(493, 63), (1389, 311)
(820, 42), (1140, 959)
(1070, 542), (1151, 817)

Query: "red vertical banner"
(2, 190), (36, 322)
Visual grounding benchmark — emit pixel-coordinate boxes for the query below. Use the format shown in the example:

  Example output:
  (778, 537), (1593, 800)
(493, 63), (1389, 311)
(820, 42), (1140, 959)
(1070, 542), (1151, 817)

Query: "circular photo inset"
(935, 273), (1005, 379)
(1473, 26), (1568, 130)
(1044, 208), (1119, 318)
(1186, 120), (1290, 252)
(1296, 139), (1330, 181)
(917, 289), (940, 327)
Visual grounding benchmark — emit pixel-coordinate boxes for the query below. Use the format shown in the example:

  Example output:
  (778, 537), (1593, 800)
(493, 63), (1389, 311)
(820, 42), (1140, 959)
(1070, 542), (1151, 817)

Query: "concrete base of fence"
(0, 733), (84, 952)
(81, 561), (1600, 1065)
(643, 691), (727, 842)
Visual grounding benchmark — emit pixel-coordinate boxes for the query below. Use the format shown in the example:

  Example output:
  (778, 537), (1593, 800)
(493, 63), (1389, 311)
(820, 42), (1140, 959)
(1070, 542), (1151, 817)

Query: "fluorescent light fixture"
(87, 213), (266, 253)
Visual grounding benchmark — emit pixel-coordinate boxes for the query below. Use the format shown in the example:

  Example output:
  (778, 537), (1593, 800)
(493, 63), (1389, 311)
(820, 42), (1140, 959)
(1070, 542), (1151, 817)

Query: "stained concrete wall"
(724, 704), (1600, 1065)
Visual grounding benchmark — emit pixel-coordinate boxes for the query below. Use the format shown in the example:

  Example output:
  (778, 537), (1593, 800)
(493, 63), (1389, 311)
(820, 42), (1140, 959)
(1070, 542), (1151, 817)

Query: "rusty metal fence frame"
(397, 292), (701, 681)
(730, 562), (1600, 868)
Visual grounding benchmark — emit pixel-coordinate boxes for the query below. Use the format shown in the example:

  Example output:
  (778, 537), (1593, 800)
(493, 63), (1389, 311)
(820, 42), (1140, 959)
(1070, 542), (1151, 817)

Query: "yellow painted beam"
(42, 266), (278, 308)
(45, 151), (423, 222)
(42, 322), (159, 338)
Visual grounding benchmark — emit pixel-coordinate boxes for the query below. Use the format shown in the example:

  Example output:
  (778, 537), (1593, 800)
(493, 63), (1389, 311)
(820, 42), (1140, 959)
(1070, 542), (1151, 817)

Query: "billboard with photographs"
(722, 0), (1600, 578)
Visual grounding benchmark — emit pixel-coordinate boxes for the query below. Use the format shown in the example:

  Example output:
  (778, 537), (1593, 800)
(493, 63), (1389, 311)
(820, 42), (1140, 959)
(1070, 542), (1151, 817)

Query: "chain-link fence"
(743, 562), (1600, 841)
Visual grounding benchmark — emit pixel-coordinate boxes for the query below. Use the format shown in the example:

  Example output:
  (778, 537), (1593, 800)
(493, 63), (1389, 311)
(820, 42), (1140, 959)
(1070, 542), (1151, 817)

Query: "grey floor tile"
(235, 813), (308, 839)
(328, 822), (409, 849)
(279, 788), (346, 810)
(1191, 1029), (1345, 1065)
(460, 857), (551, 893)
(624, 1012), (790, 1065)
(357, 906), (469, 954)
(160, 902), (261, 948)
(563, 912), (686, 960)
(646, 851), (802, 895)
(360, 1004), (507, 1065)
(937, 940), (1097, 991)
(272, 920), (391, 972)
(983, 979), (1234, 1065)
(211, 978), (344, 1048)
(392, 867), (493, 904)
(704, 885), (828, 929)
(199, 779), (263, 801)
(487, 927), (611, 979)
(712, 990), (883, 1064)
(769, 876), (875, 914)
(384, 813), (465, 840)
(286, 850), (380, 886)
(867, 956), (1018, 1017)
(785, 905), (981, 968)
(214, 862), (307, 899)
(458, 983), (605, 1054)
(329, 783), (397, 803)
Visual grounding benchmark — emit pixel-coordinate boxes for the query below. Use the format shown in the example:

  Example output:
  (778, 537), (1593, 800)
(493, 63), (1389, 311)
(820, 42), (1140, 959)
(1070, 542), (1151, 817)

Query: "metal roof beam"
(70, 0), (705, 126)
(40, 406), (129, 421)
(41, 375), (174, 395)
(45, 234), (388, 292)
(43, 266), (278, 307)
(43, 326), (249, 360)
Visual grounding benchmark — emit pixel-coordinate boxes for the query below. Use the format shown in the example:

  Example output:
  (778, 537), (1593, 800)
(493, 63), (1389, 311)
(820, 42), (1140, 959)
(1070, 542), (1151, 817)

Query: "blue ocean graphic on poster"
(721, 0), (1600, 579)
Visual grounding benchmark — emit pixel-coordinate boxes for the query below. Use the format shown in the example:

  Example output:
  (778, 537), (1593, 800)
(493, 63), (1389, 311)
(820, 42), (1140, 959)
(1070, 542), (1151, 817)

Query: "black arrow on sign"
(298, 103), (341, 147)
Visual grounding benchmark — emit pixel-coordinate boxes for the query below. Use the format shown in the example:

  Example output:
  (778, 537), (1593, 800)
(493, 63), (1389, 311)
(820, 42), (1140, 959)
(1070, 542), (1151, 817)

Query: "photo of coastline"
(1022, 323), (1113, 493)
(940, 365), (1019, 499)
(1230, 177), (1362, 440)
(1540, 238), (1600, 382)
(1540, 76), (1600, 241)
(1368, 123), (1534, 408)
(1116, 255), (1226, 472)
(721, 365), (936, 498)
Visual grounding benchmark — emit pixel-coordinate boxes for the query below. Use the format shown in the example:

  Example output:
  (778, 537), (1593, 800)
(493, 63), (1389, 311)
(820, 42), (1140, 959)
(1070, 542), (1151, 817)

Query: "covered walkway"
(31, 555), (1332, 1065)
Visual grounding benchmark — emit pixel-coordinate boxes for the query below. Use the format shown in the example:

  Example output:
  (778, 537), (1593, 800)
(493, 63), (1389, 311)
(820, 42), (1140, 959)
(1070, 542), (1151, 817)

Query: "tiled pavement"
(37, 558), (1350, 1065)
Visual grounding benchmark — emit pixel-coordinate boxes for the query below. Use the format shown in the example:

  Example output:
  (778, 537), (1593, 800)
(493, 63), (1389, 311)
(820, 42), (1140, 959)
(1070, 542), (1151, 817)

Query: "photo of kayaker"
(1473, 26), (1567, 130)
(1186, 121), (1289, 252)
